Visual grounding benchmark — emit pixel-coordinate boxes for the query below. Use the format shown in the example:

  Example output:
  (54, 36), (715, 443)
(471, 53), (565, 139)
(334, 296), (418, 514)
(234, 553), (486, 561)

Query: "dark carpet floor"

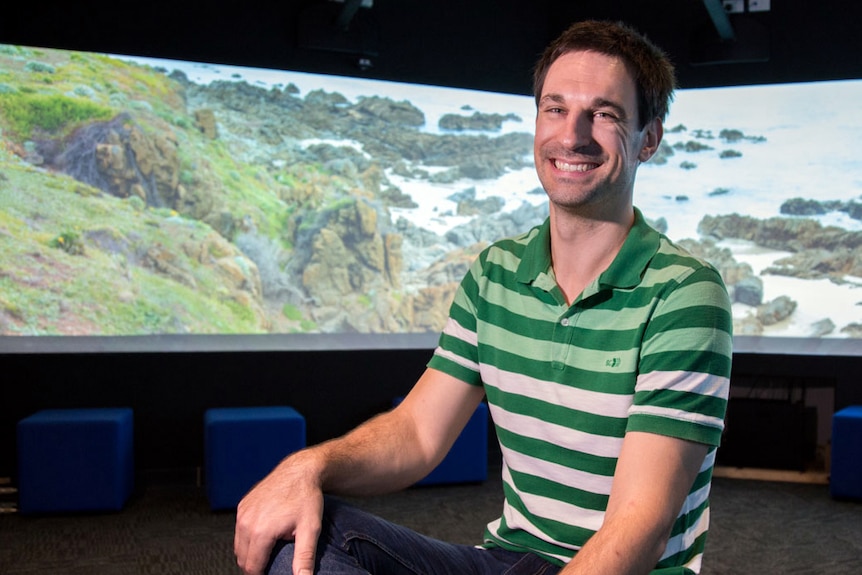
(1, 468), (861, 574)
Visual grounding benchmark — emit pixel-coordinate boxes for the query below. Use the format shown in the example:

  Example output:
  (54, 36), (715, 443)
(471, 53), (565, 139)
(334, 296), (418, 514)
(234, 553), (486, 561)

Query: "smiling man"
(234, 20), (732, 575)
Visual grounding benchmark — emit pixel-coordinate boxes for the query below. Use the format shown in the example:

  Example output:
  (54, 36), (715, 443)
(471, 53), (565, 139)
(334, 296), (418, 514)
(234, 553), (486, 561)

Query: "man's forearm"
(301, 369), (484, 497)
(296, 408), (436, 497)
(559, 432), (708, 575)
(560, 514), (668, 575)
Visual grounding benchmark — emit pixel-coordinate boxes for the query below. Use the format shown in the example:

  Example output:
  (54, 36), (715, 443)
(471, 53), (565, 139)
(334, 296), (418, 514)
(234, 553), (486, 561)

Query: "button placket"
(552, 310), (576, 370)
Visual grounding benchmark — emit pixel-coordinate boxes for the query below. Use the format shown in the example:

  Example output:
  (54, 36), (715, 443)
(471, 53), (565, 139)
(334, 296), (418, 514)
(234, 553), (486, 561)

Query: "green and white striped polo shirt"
(427, 207), (733, 574)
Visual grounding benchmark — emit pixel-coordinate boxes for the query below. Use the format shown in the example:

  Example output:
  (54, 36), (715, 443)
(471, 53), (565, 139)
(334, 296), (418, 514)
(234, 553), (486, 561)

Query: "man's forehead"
(546, 50), (634, 82)
(542, 51), (637, 101)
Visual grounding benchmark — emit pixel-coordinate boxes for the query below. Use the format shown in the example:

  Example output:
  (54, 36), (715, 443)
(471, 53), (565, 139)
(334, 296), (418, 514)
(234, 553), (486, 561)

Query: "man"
(235, 19), (732, 575)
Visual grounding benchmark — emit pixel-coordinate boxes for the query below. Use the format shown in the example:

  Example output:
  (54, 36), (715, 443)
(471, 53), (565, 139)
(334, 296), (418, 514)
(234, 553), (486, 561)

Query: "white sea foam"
(723, 240), (862, 338)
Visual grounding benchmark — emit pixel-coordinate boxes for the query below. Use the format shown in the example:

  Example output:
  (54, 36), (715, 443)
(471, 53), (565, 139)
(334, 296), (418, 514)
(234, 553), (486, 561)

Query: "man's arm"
(561, 431), (709, 575)
(233, 367), (485, 575)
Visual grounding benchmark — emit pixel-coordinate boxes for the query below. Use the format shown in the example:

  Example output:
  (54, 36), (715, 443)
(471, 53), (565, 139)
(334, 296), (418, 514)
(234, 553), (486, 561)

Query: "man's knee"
(263, 498), (364, 575)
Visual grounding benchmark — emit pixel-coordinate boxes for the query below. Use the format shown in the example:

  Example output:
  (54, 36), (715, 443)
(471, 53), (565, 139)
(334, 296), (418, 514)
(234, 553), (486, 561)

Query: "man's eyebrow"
(538, 93), (567, 106)
(591, 98), (629, 119)
(538, 94), (630, 119)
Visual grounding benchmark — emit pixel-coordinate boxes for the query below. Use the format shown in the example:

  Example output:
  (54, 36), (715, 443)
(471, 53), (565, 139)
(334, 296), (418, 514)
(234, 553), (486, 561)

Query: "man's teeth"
(554, 159), (597, 172)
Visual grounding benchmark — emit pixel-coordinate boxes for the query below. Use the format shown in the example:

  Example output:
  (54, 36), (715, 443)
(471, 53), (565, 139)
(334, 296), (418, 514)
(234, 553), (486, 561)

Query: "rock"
(349, 95), (425, 128)
(438, 111), (522, 131)
(809, 318), (835, 337)
(455, 195), (505, 217)
(404, 283), (459, 332)
(445, 201), (548, 247)
(419, 244), (483, 287)
(718, 129), (745, 142)
(647, 140), (675, 165)
(673, 140), (713, 152)
(734, 275), (764, 306)
(143, 243), (197, 289)
(379, 184), (418, 209)
(840, 322), (862, 337)
(291, 198), (405, 317)
(384, 233), (403, 289)
(43, 114), (188, 213)
(734, 315), (764, 335)
(306, 142), (371, 172)
(194, 109), (218, 139)
(780, 197), (827, 216)
(757, 295), (797, 326)
(845, 201), (862, 221)
(719, 128), (766, 143)
(648, 216), (668, 234)
(675, 237), (759, 299)
(780, 197), (862, 222)
(214, 255), (262, 300)
(697, 213), (862, 256)
(764, 248), (862, 280)
(301, 228), (353, 306)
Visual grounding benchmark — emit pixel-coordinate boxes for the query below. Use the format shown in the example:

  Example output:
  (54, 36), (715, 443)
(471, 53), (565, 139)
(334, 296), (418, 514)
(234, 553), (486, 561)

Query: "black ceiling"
(1, 1), (861, 95)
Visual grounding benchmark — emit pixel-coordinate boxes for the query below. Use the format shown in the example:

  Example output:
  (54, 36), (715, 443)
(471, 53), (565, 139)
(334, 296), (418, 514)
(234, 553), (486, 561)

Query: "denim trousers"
(266, 496), (561, 575)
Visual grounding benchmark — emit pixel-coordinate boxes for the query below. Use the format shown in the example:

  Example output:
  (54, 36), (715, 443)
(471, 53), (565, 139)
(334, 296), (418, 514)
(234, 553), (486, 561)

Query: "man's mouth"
(553, 159), (599, 173)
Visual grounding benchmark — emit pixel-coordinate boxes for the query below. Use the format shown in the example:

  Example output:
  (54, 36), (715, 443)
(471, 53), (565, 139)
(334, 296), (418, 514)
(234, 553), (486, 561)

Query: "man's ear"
(638, 118), (663, 162)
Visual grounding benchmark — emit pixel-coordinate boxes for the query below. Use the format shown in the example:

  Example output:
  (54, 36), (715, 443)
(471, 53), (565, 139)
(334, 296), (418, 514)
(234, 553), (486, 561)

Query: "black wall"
(3, 1), (862, 95)
(2, 1), (862, 478)
(3, 349), (862, 478)
(2, 348), (432, 477)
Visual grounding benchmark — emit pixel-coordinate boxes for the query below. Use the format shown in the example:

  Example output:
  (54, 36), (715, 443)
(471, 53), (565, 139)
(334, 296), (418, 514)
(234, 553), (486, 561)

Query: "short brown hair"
(533, 20), (676, 128)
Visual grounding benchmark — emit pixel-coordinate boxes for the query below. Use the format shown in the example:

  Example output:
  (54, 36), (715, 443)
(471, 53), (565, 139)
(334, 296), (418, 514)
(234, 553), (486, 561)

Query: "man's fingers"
(233, 521), (271, 575)
(235, 502), (282, 575)
(244, 533), (279, 575)
(234, 512), (252, 573)
(232, 453), (325, 575)
(291, 520), (321, 575)
(234, 531), (249, 572)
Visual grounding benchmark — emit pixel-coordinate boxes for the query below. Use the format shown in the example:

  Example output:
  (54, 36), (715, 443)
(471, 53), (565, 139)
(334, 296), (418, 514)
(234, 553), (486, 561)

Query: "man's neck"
(548, 205), (634, 305)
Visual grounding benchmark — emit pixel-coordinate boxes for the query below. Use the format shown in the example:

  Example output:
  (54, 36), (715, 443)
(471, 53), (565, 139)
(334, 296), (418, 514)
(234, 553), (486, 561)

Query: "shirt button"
(561, 318), (569, 326)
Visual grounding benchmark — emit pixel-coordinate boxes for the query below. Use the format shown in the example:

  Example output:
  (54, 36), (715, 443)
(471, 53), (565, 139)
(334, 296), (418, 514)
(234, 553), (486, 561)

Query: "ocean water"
(640, 80), (862, 240)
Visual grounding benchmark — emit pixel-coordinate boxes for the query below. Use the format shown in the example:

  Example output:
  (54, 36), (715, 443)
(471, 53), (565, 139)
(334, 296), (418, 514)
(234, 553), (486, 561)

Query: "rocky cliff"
(0, 45), (535, 336)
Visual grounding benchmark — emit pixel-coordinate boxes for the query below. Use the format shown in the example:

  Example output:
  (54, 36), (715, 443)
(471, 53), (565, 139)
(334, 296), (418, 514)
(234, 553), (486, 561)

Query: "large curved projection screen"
(1, 44), (861, 355)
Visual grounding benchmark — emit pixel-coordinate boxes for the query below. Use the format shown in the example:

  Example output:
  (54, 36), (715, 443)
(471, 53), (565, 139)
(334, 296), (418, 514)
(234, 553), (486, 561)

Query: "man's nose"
(560, 112), (594, 150)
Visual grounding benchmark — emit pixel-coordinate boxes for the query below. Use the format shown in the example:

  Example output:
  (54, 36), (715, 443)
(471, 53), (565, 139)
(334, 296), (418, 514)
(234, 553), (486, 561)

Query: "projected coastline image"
(1, 44), (861, 352)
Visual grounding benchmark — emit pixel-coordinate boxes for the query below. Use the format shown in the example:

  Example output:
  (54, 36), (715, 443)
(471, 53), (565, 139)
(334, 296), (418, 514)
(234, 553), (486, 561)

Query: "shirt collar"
(516, 207), (660, 292)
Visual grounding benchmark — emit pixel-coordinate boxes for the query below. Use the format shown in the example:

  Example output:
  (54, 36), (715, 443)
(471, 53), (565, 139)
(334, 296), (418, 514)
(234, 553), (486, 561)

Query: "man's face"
(534, 50), (660, 218)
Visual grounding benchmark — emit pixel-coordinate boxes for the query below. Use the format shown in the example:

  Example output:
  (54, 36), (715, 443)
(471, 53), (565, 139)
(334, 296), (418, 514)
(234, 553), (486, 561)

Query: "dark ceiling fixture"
(691, 0), (771, 65)
(297, 0), (380, 70)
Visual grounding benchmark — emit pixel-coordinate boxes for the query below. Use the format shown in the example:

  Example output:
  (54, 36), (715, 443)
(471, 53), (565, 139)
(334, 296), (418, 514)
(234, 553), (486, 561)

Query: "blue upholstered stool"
(394, 398), (488, 486)
(204, 406), (306, 510)
(16, 408), (135, 514)
(830, 405), (862, 500)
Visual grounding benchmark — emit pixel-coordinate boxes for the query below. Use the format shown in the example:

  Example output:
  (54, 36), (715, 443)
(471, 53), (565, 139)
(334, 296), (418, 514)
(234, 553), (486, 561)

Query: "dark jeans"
(266, 496), (560, 575)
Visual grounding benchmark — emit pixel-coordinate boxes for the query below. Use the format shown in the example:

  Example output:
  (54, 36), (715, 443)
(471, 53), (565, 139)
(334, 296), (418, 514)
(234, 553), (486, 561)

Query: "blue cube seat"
(204, 406), (306, 510)
(394, 398), (489, 486)
(831, 405), (862, 500)
(17, 408), (135, 514)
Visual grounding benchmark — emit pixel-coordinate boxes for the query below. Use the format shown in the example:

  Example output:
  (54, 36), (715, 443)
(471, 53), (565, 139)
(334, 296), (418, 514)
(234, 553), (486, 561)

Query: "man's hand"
(232, 368), (485, 575)
(234, 452), (325, 575)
